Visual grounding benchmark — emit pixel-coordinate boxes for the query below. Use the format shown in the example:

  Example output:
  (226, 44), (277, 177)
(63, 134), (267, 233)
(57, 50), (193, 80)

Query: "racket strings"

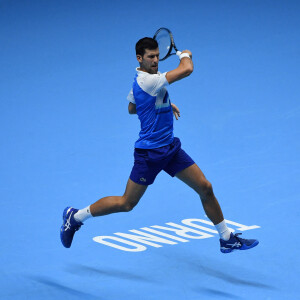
(154, 28), (173, 61)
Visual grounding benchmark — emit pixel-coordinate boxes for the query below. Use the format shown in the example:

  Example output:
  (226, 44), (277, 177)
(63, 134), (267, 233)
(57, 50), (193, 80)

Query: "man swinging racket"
(60, 36), (259, 253)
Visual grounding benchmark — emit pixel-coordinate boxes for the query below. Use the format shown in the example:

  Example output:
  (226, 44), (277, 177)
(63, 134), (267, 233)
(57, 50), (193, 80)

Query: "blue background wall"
(1, 0), (299, 299)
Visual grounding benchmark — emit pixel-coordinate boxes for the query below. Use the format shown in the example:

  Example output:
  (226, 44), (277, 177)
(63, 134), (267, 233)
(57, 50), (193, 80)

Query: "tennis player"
(60, 37), (259, 253)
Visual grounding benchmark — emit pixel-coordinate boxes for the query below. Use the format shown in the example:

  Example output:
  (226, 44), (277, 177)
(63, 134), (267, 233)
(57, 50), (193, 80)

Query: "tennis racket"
(153, 27), (181, 61)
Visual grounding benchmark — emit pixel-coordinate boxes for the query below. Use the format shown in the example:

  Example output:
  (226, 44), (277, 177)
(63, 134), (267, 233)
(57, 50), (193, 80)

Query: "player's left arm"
(171, 103), (180, 120)
(128, 102), (137, 114)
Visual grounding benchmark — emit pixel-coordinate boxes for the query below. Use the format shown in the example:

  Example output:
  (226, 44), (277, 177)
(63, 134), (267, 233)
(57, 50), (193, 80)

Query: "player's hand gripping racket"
(153, 27), (182, 61)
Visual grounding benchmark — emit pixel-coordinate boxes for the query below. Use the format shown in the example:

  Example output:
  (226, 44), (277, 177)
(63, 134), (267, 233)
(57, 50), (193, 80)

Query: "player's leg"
(90, 178), (147, 216)
(175, 163), (224, 225)
(162, 138), (224, 226)
(175, 163), (259, 253)
(60, 178), (147, 248)
(61, 144), (163, 248)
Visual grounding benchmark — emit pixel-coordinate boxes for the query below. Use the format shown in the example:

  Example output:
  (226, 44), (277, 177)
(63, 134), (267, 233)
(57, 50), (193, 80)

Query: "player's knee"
(122, 202), (135, 212)
(199, 180), (214, 198)
(118, 196), (135, 212)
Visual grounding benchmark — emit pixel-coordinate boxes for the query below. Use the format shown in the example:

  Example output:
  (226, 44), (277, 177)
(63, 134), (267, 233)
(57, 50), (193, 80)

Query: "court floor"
(1, 1), (300, 299)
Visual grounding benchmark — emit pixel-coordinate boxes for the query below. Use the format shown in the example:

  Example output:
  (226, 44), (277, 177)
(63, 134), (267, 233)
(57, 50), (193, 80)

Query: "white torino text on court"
(93, 218), (260, 252)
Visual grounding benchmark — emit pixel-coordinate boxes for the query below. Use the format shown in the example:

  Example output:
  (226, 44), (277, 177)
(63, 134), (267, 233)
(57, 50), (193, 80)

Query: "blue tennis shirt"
(127, 68), (174, 149)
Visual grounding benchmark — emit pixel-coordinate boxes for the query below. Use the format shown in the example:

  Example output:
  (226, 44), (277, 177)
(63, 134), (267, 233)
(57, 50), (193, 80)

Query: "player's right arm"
(166, 50), (193, 84)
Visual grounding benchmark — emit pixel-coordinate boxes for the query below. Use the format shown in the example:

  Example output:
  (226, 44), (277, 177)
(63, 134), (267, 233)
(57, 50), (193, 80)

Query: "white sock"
(215, 220), (231, 241)
(74, 206), (92, 223)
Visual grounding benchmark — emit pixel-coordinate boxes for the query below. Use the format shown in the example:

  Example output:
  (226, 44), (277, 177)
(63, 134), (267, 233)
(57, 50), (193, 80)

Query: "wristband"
(179, 53), (190, 60)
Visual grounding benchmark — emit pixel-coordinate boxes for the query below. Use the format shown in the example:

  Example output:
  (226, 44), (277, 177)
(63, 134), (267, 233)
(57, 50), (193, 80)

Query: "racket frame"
(153, 27), (180, 61)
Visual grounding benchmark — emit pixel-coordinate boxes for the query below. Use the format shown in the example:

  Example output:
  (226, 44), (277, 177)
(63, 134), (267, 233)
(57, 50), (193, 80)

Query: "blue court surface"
(1, 1), (300, 299)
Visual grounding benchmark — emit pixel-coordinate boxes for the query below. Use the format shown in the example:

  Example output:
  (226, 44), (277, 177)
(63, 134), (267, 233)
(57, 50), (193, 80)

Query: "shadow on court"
(66, 263), (158, 284)
(158, 250), (276, 291)
(194, 287), (242, 299)
(191, 263), (275, 290)
(28, 276), (99, 300)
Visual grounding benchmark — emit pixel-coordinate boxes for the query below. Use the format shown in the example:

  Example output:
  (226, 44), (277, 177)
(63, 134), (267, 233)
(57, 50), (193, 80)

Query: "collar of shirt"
(136, 67), (162, 75)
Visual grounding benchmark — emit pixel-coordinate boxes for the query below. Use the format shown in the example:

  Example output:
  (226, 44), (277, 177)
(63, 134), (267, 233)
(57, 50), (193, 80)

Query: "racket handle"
(176, 51), (182, 56)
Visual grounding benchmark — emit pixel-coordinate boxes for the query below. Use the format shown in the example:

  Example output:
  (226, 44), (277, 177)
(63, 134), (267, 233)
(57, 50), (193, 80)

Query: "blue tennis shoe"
(60, 207), (83, 248)
(220, 232), (259, 253)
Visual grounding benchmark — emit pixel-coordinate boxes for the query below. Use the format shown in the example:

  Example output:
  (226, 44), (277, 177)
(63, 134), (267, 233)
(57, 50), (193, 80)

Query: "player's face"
(137, 48), (159, 74)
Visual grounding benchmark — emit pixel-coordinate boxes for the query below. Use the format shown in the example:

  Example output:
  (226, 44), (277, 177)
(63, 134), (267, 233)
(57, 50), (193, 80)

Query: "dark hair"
(135, 37), (158, 57)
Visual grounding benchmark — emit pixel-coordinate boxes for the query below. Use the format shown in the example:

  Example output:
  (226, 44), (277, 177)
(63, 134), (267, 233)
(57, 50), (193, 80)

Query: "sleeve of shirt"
(139, 72), (169, 96)
(127, 89), (136, 104)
